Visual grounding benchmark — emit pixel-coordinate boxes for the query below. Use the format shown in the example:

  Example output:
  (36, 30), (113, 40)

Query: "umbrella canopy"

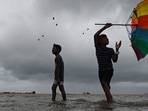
(131, 0), (148, 61)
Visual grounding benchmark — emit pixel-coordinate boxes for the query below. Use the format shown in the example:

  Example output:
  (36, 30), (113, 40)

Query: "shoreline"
(0, 93), (147, 96)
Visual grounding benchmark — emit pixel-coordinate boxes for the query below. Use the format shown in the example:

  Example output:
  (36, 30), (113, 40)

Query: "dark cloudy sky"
(0, 0), (147, 94)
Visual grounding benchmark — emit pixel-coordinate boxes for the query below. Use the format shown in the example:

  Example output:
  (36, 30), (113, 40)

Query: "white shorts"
(53, 79), (64, 85)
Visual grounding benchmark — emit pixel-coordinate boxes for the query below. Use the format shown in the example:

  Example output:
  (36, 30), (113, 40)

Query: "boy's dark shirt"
(54, 54), (64, 81)
(95, 46), (115, 71)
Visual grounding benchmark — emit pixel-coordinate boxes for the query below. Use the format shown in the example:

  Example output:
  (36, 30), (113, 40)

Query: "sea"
(0, 94), (148, 111)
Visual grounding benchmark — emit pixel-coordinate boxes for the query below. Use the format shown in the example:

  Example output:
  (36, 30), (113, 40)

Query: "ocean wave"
(0, 94), (147, 111)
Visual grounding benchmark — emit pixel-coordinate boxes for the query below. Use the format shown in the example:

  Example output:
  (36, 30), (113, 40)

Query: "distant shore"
(0, 91), (36, 95)
(0, 92), (147, 96)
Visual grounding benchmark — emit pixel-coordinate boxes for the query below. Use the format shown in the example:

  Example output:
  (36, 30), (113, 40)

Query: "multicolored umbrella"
(130, 0), (148, 61)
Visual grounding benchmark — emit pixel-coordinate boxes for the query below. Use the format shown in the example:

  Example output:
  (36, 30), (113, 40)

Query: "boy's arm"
(55, 64), (60, 83)
(112, 41), (122, 62)
(94, 23), (112, 46)
(55, 58), (61, 82)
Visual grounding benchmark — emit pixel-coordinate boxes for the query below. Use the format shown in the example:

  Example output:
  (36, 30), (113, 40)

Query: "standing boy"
(51, 44), (66, 101)
(94, 23), (121, 102)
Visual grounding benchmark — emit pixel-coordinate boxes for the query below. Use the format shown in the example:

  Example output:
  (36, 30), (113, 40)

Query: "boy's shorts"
(53, 79), (63, 85)
(99, 69), (113, 88)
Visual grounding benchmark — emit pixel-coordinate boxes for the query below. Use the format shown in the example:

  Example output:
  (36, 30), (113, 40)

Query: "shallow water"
(0, 94), (148, 111)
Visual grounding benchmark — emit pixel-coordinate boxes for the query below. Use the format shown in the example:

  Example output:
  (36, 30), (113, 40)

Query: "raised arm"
(112, 41), (122, 62)
(94, 23), (112, 46)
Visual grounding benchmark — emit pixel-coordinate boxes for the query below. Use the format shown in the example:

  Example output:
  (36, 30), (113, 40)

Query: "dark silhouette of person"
(94, 23), (121, 102)
(51, 44), (66, 101)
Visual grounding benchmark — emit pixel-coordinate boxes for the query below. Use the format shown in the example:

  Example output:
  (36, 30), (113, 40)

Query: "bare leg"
(102, 83), (113, 102)
(52, 84), (57, 101)
(59, 85), (66, 101)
